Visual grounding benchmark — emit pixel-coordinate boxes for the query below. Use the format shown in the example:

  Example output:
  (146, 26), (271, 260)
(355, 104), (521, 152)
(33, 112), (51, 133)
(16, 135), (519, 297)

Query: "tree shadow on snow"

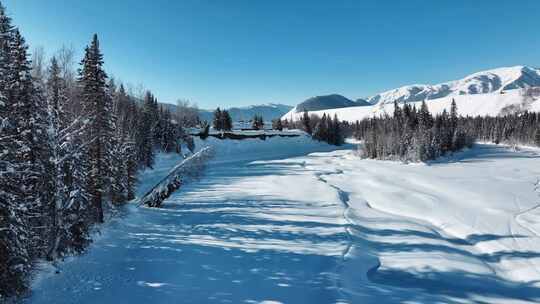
(349, 224), (540, 302)
(368, 266), (540, 303)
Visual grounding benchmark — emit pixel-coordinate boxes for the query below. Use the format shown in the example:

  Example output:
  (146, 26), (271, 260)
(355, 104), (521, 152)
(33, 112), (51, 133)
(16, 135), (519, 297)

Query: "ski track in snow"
(23, 138), (540, 304)
(515, 179), (540, 237)
(314, 168), (356, 302)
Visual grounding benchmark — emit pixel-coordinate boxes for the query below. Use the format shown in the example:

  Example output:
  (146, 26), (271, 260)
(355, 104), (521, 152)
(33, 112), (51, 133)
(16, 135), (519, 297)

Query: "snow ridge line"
(315, 169), (353, 259)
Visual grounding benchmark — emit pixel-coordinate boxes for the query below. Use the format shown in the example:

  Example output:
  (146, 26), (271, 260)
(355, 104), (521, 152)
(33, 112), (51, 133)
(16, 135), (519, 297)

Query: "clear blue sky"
(5, 0), (540, 108)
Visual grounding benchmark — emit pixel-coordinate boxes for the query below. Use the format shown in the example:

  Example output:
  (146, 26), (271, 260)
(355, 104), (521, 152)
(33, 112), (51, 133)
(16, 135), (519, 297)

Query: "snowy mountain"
(284, 89), (540, 123)
(199, 103), (293, 122)
(367, 66), (540, 105)
(295, 94), (369, 112)
(284, 66), (540, 121)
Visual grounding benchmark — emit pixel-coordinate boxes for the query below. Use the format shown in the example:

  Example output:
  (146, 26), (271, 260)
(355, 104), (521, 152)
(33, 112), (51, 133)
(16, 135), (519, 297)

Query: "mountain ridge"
(198, 103), (293, 122)
(285, 65), (540, 118)
(366, 65), (540, 105)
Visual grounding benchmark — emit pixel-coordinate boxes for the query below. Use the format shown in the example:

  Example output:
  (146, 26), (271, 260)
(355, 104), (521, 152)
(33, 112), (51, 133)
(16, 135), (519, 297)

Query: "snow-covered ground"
(23, 137), (540, 303)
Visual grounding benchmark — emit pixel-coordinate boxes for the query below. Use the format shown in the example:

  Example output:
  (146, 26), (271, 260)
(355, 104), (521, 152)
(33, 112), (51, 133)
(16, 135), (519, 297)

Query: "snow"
(24, 137), (540, 303)
(365, 66), (540, 105)
(284, 66), (540, 121)
(283, 89), (540, 122)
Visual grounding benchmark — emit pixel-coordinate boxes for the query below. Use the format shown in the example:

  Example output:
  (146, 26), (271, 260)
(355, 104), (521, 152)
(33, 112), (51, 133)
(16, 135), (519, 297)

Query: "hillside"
(367, 66), (540, 105)
(284, 66), (540, 121)
(284, 89), (540, 122)
(295, 94), (368, 112)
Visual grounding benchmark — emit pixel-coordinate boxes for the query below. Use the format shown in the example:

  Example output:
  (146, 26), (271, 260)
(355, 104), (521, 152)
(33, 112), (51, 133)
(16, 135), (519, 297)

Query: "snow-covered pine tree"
(450, 99), (458, 136)
(124, 140), (138, 200)
(108, 81), (133, 205)
(78, 34), (114, 223)
(212, 107), (222, 131)
(114, 84), (131, 137)
(109, 135), (128, 205)
(136, 91), (156, 168)
(45, 56), (69, 260)
(221, 110), (233, 131)
(418, 101), (434, 160)
(11, 28), (55, 259)
(46, 54), (94, 258)
(313, 113), (326, 142)
(332, 114), (343, 146)
(302, 110), (312, 135)
(0, 4), (32, 296)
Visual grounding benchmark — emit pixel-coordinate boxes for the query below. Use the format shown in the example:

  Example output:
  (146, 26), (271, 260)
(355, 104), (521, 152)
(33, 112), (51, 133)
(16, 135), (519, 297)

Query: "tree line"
(0, 3), (190, 298)
(351, 100), (473, 161)
(351, 99), (540, 161)
(279, 110), (345, 146)
(462, 111), (540, 147)
(212, 107), (233, 131)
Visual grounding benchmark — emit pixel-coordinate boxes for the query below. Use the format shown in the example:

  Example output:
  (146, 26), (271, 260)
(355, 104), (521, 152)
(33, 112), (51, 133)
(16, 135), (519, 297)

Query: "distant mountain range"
(294, 94), (370, 112)
(198, 103), (293, 122)
(366, 65), (540, 105)
(284, 65), (540, 119)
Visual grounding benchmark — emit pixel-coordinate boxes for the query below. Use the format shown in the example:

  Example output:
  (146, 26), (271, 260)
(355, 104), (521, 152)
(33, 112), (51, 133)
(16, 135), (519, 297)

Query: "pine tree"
(0, 3), (31, 296)
(313, 113), (327, 142)
(12, 29), (55, 259)
(78, 34), (114, 223)
(302, 110), (312, 135)
(252, 114), (264, 130)
(137, 91), (156, 168)
(272, 119), (283, 131)
(450, 98), (458, 134)
(47, 55), (93, 257)
(213, 107), (222, 131)
(124, 141), (138, 200)
(332, 114), (343, 146)
(222, 110), (233, 131)
(45, 56), (71, 260)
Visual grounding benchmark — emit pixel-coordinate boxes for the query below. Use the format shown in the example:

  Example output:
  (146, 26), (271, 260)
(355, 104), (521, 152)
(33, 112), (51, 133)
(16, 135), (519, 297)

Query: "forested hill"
(0, 2), (192, 298)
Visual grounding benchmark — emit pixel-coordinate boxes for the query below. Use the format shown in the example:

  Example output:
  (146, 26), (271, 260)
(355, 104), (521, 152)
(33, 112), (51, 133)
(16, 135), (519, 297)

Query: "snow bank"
(138, 147), (214, 207)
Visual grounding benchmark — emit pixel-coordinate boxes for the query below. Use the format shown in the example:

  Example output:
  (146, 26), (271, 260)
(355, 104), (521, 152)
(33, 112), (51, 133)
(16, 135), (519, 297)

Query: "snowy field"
(23, 137), (540, 303)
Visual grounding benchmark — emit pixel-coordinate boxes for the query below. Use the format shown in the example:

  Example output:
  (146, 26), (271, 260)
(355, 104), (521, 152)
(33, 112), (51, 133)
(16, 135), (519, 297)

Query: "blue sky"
(5, 0), (540, 108)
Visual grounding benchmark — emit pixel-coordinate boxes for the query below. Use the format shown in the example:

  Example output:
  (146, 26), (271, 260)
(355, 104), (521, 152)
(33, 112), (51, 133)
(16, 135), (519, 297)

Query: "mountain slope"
(284, 89), (540, 123)
(295, 94), (365, 112)
(367, 66), (540, 105)
(283, 65), (540, 121)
